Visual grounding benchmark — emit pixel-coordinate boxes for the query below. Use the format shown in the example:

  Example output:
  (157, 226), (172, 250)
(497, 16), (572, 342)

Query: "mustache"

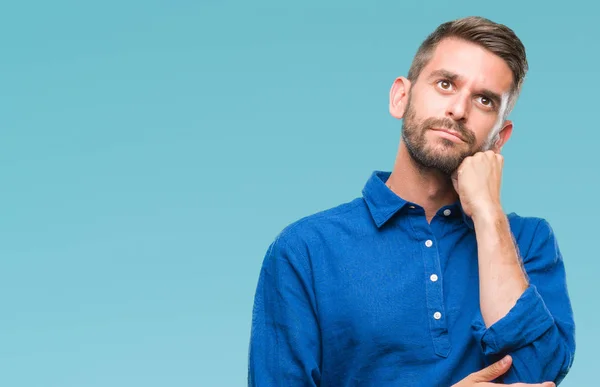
(422, 117), (475, 144)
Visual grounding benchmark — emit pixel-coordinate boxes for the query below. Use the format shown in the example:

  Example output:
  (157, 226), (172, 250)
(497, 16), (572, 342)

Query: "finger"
(495, 153), (504, 166)
(469, 355), (512, 382)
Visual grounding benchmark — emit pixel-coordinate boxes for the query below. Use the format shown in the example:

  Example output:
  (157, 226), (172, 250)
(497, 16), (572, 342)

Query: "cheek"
(471, 114), (501, 146)
(412, 89), (447, 120)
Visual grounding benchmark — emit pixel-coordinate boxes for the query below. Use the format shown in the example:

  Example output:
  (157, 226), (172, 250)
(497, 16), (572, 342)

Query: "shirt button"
(433, 312), (442, 320)
(409, 205), (415, 209)
(425, 240), (433, 247)
(430, 274), (438, 282)
(443, 209), (451, 216)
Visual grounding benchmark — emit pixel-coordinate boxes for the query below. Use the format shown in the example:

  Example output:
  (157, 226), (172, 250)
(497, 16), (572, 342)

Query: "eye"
(477, 96), (495, 109)
(436, 79), (453, 91)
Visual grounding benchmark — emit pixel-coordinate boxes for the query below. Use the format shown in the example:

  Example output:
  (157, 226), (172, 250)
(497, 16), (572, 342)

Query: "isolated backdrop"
(1, 1), (597, 386)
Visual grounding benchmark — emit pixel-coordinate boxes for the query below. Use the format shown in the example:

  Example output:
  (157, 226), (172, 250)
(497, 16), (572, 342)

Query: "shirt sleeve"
(471, 219), (576, 385)
(248, 233), (322, 386)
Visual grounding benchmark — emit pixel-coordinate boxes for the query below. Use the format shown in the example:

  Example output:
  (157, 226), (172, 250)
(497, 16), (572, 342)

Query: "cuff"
(471, 285), (555, 356)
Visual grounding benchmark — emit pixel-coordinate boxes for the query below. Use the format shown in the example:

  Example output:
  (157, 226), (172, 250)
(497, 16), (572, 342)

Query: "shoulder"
(268, 197), (367, 258)
(507, 212), (561, 262)
(508, 212), (552, 235)
(507, 212), (556, 240)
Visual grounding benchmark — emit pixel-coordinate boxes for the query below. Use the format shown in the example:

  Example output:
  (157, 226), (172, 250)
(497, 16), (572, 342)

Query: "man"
(248, 16), (575, 386)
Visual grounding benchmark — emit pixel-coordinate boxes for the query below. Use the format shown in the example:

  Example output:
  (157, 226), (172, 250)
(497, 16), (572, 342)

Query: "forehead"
(419, 38), (514, 94)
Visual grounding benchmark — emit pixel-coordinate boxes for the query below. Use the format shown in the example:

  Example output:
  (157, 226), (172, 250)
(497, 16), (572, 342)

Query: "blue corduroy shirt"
(249, 171), (575, 386)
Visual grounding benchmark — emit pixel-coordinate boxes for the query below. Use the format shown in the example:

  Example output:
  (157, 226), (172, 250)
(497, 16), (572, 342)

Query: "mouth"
(430, 128), (465, 143)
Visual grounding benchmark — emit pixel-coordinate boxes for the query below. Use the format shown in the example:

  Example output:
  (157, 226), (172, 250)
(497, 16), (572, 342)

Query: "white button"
(425, 240), (433, 247)
(433, 312), (442, 320)
(430, 274), (438, 282)
(443, 209), (451, 216)
(409, 205), (415, 209)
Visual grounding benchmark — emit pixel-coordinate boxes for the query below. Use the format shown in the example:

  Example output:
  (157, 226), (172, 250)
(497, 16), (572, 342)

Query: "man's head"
(389, 16), (528, 175)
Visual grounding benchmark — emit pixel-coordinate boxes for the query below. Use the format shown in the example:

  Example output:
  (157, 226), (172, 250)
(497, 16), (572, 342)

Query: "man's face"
(397, 38), (514, 175)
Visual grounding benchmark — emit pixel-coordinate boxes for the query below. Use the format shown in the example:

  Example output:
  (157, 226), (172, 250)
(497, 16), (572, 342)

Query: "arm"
(248, 235), (322, 386)
(453, 151), (575, 384)
(471, 217), (575, 384)
(472, 208), (528, 328)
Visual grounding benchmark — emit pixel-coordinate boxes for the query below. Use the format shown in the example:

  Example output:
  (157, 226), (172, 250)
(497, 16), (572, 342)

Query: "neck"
(386, 141), (459, 222)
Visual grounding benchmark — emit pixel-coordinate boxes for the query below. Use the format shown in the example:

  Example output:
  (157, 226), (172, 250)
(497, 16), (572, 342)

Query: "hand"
(451, 150), (504, 219)
(452, 355), (555, 387)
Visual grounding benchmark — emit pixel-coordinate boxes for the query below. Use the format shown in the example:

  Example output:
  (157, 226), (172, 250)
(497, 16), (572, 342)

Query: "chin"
(427, 140), (464, 153)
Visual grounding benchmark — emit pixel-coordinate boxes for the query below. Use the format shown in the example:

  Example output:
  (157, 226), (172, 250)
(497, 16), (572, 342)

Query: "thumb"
(451, 171), (459, 193)
(470, 355), (512, 382)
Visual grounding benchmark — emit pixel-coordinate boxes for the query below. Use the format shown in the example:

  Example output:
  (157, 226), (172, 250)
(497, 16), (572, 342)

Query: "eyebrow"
(429, 69), (461, 83)
(428, 69), (503, 108)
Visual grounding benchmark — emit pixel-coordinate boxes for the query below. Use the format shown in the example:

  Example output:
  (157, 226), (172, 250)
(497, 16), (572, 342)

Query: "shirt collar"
(362, 170), (474, 230)
(362, 171), (409, 228)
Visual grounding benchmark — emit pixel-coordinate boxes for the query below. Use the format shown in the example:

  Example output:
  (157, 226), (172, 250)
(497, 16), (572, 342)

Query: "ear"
(389, 77), (411, 119)
(491, 120), (513, 153)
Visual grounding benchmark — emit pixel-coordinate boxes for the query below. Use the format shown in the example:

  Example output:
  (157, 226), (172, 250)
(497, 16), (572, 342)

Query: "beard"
(401, 97), (484, 176)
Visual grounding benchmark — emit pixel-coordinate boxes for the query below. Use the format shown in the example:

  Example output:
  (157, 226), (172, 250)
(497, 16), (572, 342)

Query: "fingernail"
(501, 355), (510, 365)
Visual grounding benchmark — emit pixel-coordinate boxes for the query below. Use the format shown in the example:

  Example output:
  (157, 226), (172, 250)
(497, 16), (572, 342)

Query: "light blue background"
(1, 1), (596, 386)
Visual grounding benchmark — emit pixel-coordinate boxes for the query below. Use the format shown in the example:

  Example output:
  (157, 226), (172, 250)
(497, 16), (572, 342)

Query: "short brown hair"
(407, 16), (528, 115)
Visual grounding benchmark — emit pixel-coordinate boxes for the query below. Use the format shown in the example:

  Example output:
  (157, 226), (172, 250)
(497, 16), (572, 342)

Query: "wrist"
(471, 202), (505, 224)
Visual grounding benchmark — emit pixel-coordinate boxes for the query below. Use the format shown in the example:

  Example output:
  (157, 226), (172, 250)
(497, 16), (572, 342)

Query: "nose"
(446, 93), (469, 122)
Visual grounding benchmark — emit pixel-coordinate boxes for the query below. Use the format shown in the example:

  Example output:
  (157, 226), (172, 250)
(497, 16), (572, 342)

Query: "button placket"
(422, 236), (451, 357)
(407, 213), (452, 358)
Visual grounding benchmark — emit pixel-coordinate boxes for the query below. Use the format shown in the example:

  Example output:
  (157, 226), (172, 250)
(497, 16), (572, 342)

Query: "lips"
(430, 128), (465, 142)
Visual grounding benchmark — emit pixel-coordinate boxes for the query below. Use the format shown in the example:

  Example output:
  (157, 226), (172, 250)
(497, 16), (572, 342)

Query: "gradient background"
(1, 1), (596, 386)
